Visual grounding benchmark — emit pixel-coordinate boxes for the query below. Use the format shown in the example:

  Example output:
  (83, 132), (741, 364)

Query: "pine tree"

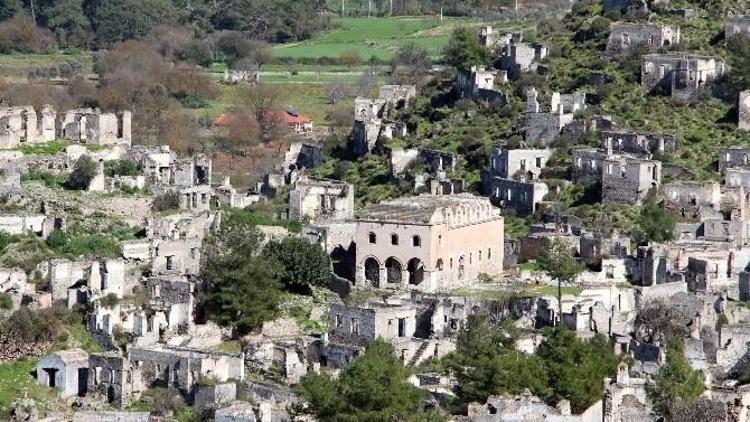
(647, 339), (705, 419)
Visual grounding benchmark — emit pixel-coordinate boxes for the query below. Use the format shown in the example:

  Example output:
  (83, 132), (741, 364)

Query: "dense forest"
(0, 0), (572, 50)
(0, 0), (331, 47)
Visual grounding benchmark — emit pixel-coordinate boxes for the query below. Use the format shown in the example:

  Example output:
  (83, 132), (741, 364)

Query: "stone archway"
(385, 257), (403, 284)
(364, 257), (381, 287)
(407, 258), (425, 285)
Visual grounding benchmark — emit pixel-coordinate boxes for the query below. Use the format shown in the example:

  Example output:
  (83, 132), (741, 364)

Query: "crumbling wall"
(719, 146), (750, 172)
(0, 105), (56, 149)
(605, 23), (679, 58)
(571, 149), (605, 182)
(601, 157), (661, 204)
(60, 109), (132, 146)
(726, 16), (750, 38)
(739, 91), (750, 130)
(484, 175), (549, 216)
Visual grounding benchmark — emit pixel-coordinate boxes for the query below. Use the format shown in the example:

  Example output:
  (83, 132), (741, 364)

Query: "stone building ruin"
(456, 66), (506, 102)
(59, 109), (132, 146)
(0, 105), (56, 149)
(129, 345), (244, 396)
(641, 54), (725, 103)
(601, 130), (677, 156)
(601, 155), (661, 204)
(288, 176), (354, 222)
(605, 23), (680, 58)
(489, 148), (552, 180)
(726, 16), (750, 39)
(351, 85), (416, 156)
(499, 33), (548, 80)
(719, 146), (750, 173)
(523, 88), (586, 145)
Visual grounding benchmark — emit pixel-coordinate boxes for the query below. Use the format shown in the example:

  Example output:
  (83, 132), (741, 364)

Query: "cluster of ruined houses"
(0, 106), (131, 149)
(11, 11), (750, 422)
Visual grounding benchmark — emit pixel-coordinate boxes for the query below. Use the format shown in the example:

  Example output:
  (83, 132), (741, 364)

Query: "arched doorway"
(407, 258), (425, 285)
(385, 257), (403, 284)
(364, 257), (380, 287)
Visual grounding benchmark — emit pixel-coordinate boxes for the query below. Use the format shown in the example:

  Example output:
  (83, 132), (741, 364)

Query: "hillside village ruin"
(6, 3), (750, 422)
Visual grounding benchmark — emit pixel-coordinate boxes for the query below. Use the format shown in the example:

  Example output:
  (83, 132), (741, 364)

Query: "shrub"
(100, 293), (120, 308)
(21, 170), (60, 188)
(46, 229), (121, 259)
(0, 14), (54, 54)
(152, 191), (181, 212)
(66, 155), (98, 190)
(0, 306), (67, 342)
(0, 292), (12, 310)
(105, 159), (140, 177)
(1, 236), (52, 274)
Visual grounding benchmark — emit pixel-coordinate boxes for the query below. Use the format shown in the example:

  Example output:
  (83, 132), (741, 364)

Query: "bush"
(66, 155), (98, 190)
(21, 170), (61, 188)
(0, 292), (12, 310)
(0, 14), (54, 53)
(46, 229), (121, 259)
(105, 159), (140, 177)
(152, 191), (181, 212)
(0, 306), (67, 343)
(1, 236), (52, 274)
(262, 236), (331, 291)
(100, 293), (120, 308)
(140, 387), (186, 416)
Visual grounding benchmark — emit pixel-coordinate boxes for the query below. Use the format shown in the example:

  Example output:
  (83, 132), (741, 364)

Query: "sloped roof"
(356, 194), (494, 225)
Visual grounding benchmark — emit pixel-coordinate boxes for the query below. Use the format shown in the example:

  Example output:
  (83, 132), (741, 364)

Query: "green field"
(272, 16), (487, 61)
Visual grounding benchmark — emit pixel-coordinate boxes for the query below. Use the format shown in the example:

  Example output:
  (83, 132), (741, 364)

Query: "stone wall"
(489, 148), (552, 180)
(641, 54), (725, 103)
(661, 181), (720, 218)
(571, 149), (606, 182)
(71, 411), (150, 422)
(719, 146), (750, 173)
(601, 156), (661, 204)
(484, 174), (549, 216)
(87, 352), (142, 407)
(739, 91), (750, 130)
(726, 16), (750, 38)
(60, 109), (132, 146)
(602, 130), (677, 155)
(0, 105), (56, 149)
(605, 23), (679, 58)
(328, 302), (377, 348)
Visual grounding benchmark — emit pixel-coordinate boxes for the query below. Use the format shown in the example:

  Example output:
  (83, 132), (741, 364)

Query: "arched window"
(488, 248), (492, 259)
(469, 253), (473, 265)
(412, 235), (421, 247)
(407, 258), (425, 285)
(450, 258), (453, 269)
(364, 257), (380, 287)
(385, 257), (402, 284)
(479, 251), (482, 261)
(368, 232), (376, 244)
(436, 259), (444, 271)
(391, 234), (399, 245)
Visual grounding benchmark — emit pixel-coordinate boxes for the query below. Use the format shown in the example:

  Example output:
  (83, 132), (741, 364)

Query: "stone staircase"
(408, 340), (431, 366)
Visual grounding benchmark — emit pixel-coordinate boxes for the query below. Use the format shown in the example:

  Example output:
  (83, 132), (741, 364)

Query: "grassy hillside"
(272, 16), (495, 61)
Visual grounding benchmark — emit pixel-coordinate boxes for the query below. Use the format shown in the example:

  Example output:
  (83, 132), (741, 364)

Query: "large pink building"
(354, 194), (504, 292)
